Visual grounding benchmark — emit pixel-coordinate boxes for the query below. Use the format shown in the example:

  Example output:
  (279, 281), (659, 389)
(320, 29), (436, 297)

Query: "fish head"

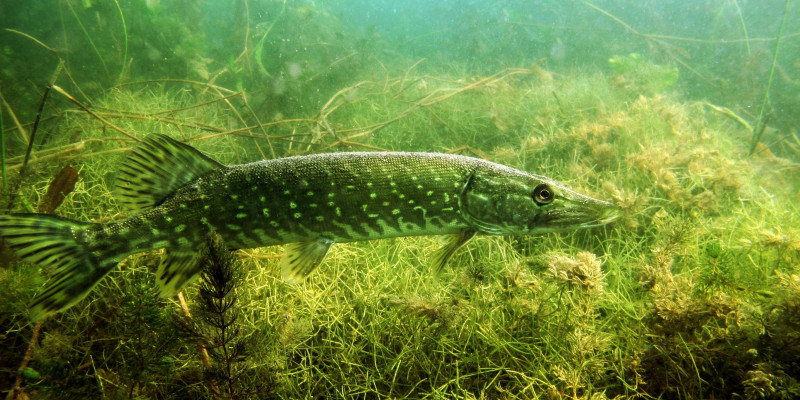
(459, 165), (619, 235)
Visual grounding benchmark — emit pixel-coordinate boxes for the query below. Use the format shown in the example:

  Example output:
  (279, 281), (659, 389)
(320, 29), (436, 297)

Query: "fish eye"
(532, 184), (554, 205)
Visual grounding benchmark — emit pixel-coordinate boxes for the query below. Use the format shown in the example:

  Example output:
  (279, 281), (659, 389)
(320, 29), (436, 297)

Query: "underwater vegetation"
(1, 61), (798, 399)
(1, 0), (799, 399)
(608, 53), (679, 95)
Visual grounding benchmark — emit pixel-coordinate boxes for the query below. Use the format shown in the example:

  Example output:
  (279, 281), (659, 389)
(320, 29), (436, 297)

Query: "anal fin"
(430, 229), (477, 274)
(156, 249), (202, 297)
(280, 239), (334, 284)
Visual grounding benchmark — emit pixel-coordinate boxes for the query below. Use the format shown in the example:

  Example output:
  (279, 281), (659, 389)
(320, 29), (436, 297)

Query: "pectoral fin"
(280, 239), (334, 284)
(430, 229), (477, 274)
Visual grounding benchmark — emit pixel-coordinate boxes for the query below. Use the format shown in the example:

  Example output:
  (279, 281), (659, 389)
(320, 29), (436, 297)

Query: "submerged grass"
(1, 102), (5, 193)
(1, 60), (800, 399)
(749, 0), (792, 155)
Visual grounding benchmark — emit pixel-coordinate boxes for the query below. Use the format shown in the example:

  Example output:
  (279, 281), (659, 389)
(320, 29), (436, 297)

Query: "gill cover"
(458, 166), (555, 235)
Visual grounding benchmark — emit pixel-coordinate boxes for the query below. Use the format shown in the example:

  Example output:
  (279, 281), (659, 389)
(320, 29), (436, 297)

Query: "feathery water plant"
(175, 233), (276, 399)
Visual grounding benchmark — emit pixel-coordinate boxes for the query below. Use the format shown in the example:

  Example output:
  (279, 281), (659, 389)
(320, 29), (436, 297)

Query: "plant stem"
(255, 0), (287, 78)
(52, 85), (137, 140)
(66, 0), (110, 78)
(21, 61), (64, 173)
(1, 98), (5, 194)
(4, 322), (42, 400)
(113, 0), (128, 84)
(730, 0), (750, 55)
(749, 0), (791, 155)
(178, 292), (222, 400)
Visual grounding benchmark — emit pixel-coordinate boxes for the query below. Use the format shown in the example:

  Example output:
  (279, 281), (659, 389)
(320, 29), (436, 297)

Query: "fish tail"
(0, 214), (115, 320)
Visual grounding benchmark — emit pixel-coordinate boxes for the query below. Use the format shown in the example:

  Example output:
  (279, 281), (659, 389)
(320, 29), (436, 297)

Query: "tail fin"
(0, 214), (116, 320)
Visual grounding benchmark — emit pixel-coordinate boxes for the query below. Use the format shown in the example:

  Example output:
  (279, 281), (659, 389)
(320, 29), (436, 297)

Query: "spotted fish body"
(0, 134), (618, 320)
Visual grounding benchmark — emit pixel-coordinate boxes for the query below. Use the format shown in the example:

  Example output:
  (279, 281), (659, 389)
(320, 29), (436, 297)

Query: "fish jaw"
(529, 185), (621, 233)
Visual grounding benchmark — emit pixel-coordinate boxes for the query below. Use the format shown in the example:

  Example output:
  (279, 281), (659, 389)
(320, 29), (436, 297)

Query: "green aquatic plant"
(108, 267), (181, 398)
(65, 0), (109, 79)
(1, 97), (5, 194)
(22, 61), (63, 173)
(175, 233), (275, 399)
(61, 0), (128, 84)
(730, 0), (751, 55)
(608, 53), (679, 95)
(0, 48), (799, 398)
(698, 241), (736, 291)
(254, 0), (287, 78)
(749, 0), (791, 156)
(112, 0), (128, 84)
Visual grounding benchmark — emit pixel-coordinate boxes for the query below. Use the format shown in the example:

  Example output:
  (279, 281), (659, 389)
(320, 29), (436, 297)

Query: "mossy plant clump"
(609, 53), (680, 96)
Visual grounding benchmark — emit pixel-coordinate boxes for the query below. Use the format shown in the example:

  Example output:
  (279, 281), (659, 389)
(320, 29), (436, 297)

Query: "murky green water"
(1, 1), (799, 399)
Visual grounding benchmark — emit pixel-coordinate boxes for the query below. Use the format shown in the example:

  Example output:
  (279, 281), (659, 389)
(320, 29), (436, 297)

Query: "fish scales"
(0, 134), (619, 320)
(101, 152), (476, 251)
(210, 152), (475, 244)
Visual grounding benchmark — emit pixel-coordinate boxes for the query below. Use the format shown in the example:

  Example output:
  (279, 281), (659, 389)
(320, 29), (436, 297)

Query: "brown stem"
(177, 292), (222, 400)
(51, 85), (137, 140)
(4, 322), (42, 400)
(22, 61), (64, 172)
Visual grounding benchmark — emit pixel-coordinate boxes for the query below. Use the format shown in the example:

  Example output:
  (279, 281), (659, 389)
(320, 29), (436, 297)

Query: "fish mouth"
(578, 205), (621, 228)
(539, 200), (621, 231)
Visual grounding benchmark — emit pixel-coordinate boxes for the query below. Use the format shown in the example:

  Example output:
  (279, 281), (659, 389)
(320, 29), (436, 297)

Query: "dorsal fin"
(116, 133), (223, 213)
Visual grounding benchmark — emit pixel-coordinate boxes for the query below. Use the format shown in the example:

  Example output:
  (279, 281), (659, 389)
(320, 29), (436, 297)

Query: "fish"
(0, 133), (619, 320)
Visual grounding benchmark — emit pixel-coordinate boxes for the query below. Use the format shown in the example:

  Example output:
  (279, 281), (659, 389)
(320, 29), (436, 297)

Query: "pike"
(0, 134), (619, 320)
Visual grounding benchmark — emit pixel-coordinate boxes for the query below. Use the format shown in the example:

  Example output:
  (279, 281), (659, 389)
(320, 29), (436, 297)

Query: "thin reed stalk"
(21, 61), (64, 172)
(730, 0), (751, 55)
(112, 0), (128, 84)
(1, 98), (5, 193)
(749, 0), (791, 155)
(65, 0), (110, 78)
(255, 0), (287, 78)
